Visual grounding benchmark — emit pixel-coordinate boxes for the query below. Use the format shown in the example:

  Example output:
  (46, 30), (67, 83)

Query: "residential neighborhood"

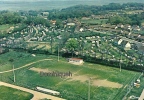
(0, 1), (144, 100)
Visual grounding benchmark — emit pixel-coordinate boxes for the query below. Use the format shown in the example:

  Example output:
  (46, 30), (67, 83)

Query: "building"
(50, 20), (56, 25)
(68, 58), (84, 65)
(67, 23), (75, 26)
(118, 39), (123, 45)
(137, 36), (144, 42)
(114, 38), (123, 45)
(121, 41), (131, 50)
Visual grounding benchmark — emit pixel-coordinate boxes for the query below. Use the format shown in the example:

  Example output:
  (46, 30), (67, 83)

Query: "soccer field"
(0, 51), (142, 100)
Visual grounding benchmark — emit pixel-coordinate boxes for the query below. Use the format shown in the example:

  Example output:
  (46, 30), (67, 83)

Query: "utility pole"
(13, 65), (15, 82)
(120, 55), (122, 72)
(58, 44), (59, 62)
(88, 78), (91, 100)
(120, 53), (122, 72)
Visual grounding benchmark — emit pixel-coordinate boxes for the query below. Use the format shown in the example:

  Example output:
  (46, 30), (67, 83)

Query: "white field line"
(0, 59), (52, 74)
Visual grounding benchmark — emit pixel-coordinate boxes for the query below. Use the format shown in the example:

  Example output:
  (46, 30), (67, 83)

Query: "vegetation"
(49, 4), (124, 19)
(0, 24), (13, 32)
(65, 38), (79, 56)
(0, 2), (144, 100)
(108, 14), (143, 25)
(0, 86), (33, 100)
(24, 16), (50, 27)
(0, 51), (141, 100)
(0, 11), (22, 25)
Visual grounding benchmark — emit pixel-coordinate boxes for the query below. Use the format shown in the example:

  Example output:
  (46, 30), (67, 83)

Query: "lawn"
(0, 86), (33, 100)
(0, 24), (13, 33)
(0, 51), (142, 100)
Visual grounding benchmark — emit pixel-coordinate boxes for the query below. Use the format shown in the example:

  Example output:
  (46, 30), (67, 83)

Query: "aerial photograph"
(0, 0), (144, 100)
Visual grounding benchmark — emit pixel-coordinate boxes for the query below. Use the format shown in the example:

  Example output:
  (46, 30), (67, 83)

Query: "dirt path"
(68, 74), (122, 88)
(0, 81), (64, 100)
(0, 59), (52, 74)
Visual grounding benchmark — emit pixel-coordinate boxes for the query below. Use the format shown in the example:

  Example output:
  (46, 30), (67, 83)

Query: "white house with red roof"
(68, 58), (84, 65)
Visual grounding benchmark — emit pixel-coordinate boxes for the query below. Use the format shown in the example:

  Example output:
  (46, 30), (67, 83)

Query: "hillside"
(0, 0), (144, 11)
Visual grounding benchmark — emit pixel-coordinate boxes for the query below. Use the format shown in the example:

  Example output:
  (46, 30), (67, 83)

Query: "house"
(50, 20), (56, 25)
(129, 34), (139, 40)
(121, 41), (131, 50)
(118, 39), (123, 45)
(68, 58), (84, 65)
(114, 38), (123, 45)
(30, 37), (37, 41)
(86, 37), (91, 39)
(67, 23), (75, 26)
(121, 31), (129, 37)
(41, 12), (49, 16)
(137, 36), (144, 42)
(92, 40), (95, 44)
(132, 25), (141, 31)
(124, 24), (131, 30)
(117, 24), (124, 28)
(81, 17), (90, 20)
(79, 28), (84, 32)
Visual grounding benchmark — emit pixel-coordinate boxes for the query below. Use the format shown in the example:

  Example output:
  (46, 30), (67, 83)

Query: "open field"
(0, 85), (33, 100)
(0, 50), (142, 100)
(0, 24), (12, 30)
(0, 24), (14, 34)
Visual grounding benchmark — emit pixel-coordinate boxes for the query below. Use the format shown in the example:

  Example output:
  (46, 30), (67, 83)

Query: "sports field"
(0, 50), (142, 100)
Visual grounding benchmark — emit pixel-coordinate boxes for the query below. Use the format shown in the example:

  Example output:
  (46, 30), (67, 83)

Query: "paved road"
(0, 59), (52, 74)
(0, 81), (64, 100)
(139, 89), (144, 100)
(33, 26), (38, 37)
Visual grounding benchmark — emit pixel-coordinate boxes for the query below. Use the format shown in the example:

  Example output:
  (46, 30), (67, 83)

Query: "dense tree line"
(0, 11), (50, 27)
(48, 3), (144, 20)
(108, 13), (144, 26)
(24, 16), (50, 27)
(0, 11), (23, 25)
(48, 6), (93, 20)
(123, 3), (144, 10)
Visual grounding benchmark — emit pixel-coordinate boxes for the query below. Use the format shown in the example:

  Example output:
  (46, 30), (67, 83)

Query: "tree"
(0, 12), (23, 25)
(55, 19), (63, 29)
(47, 30), (54, 54)
(66, 38), (78, 57)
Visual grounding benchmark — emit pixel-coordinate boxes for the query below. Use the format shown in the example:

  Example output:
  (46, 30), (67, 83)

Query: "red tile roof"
(69, 58), (83, 61)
